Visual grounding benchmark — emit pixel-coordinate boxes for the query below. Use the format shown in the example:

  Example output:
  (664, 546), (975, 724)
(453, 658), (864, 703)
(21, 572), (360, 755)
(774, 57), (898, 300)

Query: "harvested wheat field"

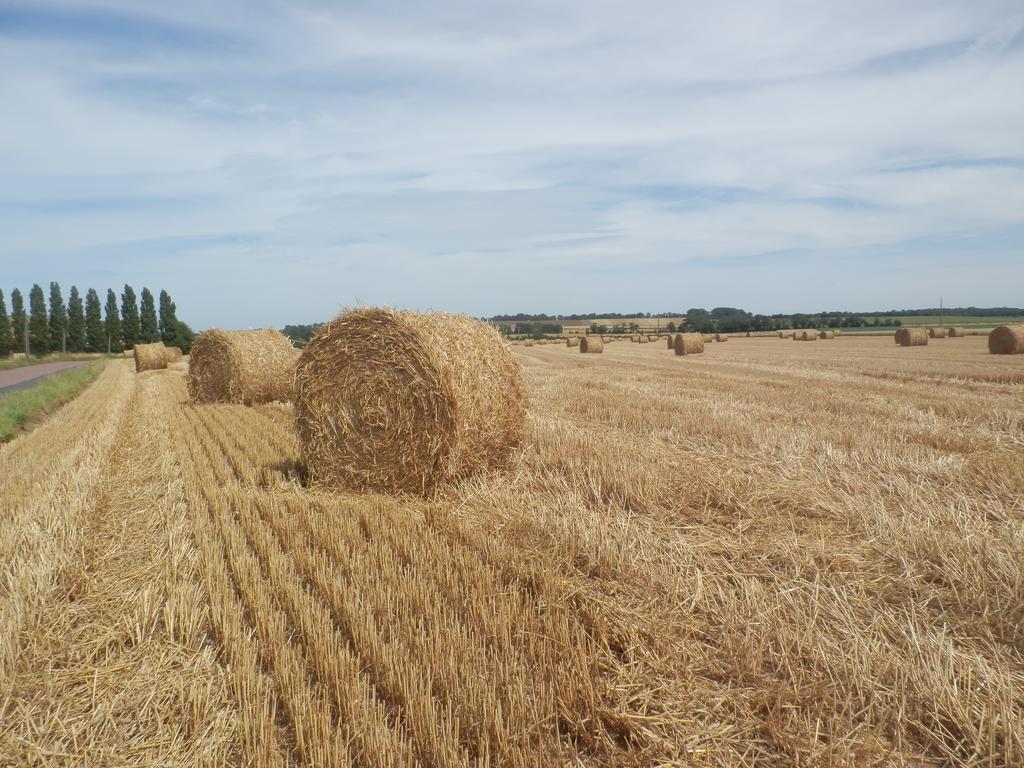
(1, 334), (1022, 767)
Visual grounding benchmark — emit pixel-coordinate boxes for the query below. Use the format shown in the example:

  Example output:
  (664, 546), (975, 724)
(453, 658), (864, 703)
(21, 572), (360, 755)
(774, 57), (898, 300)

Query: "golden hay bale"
(647, 335), (658, 342)
(715, 334), (729, 342)
(666, 335), (675, 349)
(988, 325), (1024, 354)
(567, 336), (580, 347)
(929, 327), (947, 338)
(948, 327), (967, 337)
(524, 340), (535, 347)
(819, 330), (836, 339)
(133, 342), (167, 372)
(122, 350), (133, 359)
(294, 308), (525, 496)
(165, 346), (183, 361)
(702, 334), (715, 343)
(895, 328), (928, 346)
(188, 329), (296, 404)
(674, 333), (704, 356)
(631, 335), (640, 343)
(638, 336), (649, 344)
(580, 335), (604, 353)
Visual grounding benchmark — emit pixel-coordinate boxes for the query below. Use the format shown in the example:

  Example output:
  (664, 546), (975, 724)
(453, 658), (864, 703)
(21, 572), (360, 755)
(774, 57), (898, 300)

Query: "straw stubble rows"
(1, 335), (1021, 766)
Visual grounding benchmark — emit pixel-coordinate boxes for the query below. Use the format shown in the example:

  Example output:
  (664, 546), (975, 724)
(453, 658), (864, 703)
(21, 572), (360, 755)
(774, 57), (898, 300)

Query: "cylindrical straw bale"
(896, 328), (929, 346)
(134, 342), (167, 372)
(294, 308), (525, 496)
(988, 325), (1024, 354)
(187, 329), (296, 404)
(580, 335), (604, 353)
(674, 333), (705, 356)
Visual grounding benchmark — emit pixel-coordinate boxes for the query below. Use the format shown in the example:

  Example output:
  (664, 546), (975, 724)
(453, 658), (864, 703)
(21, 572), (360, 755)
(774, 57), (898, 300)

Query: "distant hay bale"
(948, 327), (967, 337)
(567, 336), (580, 347)
(794, 330), (818, 341)
(122, 350), (133, 359)
(580, 335), (604, 353)
(674, 333), (704, 356)
(929, 327), (947, 338)
(638, 336), (649, 344)
(165, 346), (183, 361)
(647, 335), (658, 342)
(895, 328), (928, 347)
(666, 335), (675, 349)
(187, 329), (296, 404)
(631, 335), (640, 343)
(746, 331), (751, 337)
(294, 308), (525, 496)
(988, 325), (1024, 355)
(133, 342), (168, 372)
(524, 340), (535, 347)
(702, 334), (715, 343)
(819, 330), (836, 339)
(715, 334), (729, 342)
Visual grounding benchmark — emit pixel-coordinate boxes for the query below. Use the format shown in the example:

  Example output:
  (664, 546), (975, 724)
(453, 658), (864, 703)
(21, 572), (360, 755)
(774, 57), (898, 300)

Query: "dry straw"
(293, 308), (526, 496)
(819, 330), (836, 339)
(948, 327), (967, 337)
(702, 334), (715, 343)
(896, 328), (929, 346)
(639, 336), (649, 344)
(796, 330), (818, 341)
(524, 340), (535, 347)
(988, 324), (1024, 354)
(122, 350), (133, 359)
(165, 346), (183, 361)
(666, 335), (675, 349)
(929, 327), (947, 338)
(566, 336), (580, 347)
(187, 329), (296, 405)
(133, 342), (167, 372)
(580, 335), (604, 353)
(715, 334), (729, 342)
(674, 333), (705, 356)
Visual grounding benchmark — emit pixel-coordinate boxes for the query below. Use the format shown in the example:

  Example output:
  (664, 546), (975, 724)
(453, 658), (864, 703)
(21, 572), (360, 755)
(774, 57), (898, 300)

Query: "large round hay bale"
(895, 328), (928, 347)
(798, 330), (818, 341)
(929, 327), (947, 338)
(187, 329), (296, 404)
(165, 346), (183, 361)
(674, 333), (704, 356)
(948, 327), (967, 337)
(580, 335), (604, 353)
(294, 308), (525, 496)
(134, 342), (168, 372)
(988, 325), (1024, 354)
(567, 336), (580, 347)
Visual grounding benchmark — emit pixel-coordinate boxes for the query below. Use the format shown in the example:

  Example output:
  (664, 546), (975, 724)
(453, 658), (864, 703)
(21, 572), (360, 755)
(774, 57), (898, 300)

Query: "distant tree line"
(490, 311), (684, 322)
(281, 324), (324, 345)
(0, 282), (194, 357)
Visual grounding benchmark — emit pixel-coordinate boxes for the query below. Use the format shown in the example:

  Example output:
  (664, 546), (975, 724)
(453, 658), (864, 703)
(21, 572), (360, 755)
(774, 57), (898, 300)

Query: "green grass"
(856, 315), (1021, 329)
(0, 353), (109, 372)
(0, 360), (107, 441)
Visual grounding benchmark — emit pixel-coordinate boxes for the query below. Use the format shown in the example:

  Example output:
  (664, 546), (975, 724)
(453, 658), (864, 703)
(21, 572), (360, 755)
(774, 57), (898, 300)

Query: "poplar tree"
(85, 289), (104, 353)
(10, 289), (26, 353)
(121, 284), (140, 349)
(158, 290), (179, 345)
(0, 290), (11, 356)
(67, 286), (86, 352)
(139, 287), (159, 343)
(104, 289), (122, 353)
(48, 282), (68, 353)
(29, 284), (49, 355)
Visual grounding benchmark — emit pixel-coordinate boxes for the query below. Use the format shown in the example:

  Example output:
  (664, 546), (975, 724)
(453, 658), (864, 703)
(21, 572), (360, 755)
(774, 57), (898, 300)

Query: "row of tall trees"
(0, 283), (193, 356)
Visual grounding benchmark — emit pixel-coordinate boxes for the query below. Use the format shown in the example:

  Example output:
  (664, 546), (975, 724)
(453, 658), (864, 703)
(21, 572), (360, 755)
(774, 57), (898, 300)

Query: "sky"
(1, 0), (1023, 329)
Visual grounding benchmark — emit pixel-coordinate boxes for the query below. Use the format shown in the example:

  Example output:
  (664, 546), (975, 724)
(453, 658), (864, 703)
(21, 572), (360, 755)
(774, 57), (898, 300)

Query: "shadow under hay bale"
(895, 328), (928, 346)
(294, 308), (526, 496)
(187, 328), (296, 404)
(988, 325), (1024, 355)
(134, 342), (167, 372)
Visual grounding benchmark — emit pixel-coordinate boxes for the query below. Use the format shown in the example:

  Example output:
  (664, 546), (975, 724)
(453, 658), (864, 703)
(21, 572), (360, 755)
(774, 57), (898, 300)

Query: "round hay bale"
(948, 327), (967, 337)
(666, 335), (675, 349)
(702, 334), (715, 343)
(895, 328), (928, 347)
(294, 308), (525, 496)
(673, 333), (704, 356)
(187, 329), (296, 404)
(524, 340), (535, 347)
(134, 342), (168, 372)
(165, 346), (183, 361)
(566, 336), (580, 347)
(929, 327), (947, 338)
(819, 330), (835, 339)
(647, 335), (658, 342)
(122, 349), (133, 359)
(795, 330), (818, 341)
(988, 324), (1024, 354)
(638, 336), (649, 344)
(580, 336), (604, 353)
(715, 334), (729, 342)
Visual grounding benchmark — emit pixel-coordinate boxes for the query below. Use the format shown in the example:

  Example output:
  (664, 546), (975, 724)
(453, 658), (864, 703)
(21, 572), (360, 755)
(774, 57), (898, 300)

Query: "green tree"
(170, 321), (195, 354)
(104, 289), (122, 353)
(158, 289), (179, 345)
(0, 290), (11, 356)
(48, 282), (68, 353)
(10, 289), (26, 353)
(28, 284), (49, 355)
(121, 284), (140, 349)
(139, 287), (159, 343)
(67, 286), (86, 352)
(85, 289), (104, 353)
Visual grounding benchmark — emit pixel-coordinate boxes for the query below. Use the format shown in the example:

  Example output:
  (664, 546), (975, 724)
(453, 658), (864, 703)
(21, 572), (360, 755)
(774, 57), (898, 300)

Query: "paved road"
(0, 361), (88, 396)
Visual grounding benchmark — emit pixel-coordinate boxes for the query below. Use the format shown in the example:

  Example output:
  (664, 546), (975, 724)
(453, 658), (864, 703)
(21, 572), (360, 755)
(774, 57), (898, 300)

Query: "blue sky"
(1, 0), (1022, 328)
